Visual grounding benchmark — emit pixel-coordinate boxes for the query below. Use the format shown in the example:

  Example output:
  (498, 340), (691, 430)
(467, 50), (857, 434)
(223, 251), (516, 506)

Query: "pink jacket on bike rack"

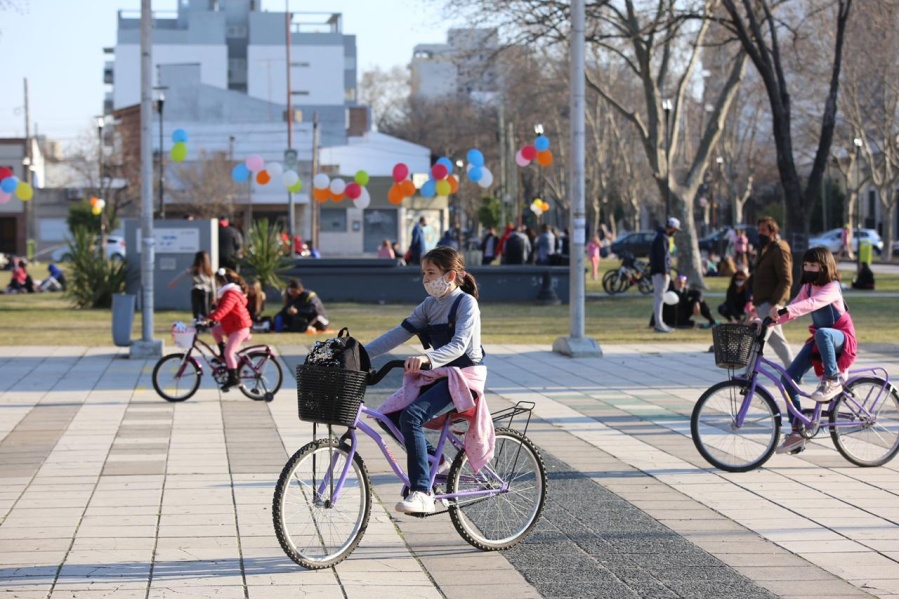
(376, 364), (495, 472)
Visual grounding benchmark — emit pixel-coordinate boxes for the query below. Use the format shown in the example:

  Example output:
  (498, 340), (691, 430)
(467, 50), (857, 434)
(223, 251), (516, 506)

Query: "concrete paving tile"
(50, 589), (147, 598)
(147, 587), (246, 599)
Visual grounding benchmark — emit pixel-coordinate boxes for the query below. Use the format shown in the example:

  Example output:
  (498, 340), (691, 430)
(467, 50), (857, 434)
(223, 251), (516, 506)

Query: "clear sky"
(0, 0), (450, 146)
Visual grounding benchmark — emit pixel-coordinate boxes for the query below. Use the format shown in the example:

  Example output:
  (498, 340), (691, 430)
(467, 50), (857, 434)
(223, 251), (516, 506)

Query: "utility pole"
(508, 121), (520, 227)
(285, 4), (295, 256)
(23, 78), (33, 258)
(498, 102), (507, 226)
(311, 112), (320, 250)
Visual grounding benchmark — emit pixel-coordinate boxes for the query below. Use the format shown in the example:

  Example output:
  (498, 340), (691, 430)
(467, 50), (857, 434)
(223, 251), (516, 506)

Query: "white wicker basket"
(171, 327), (196, 350)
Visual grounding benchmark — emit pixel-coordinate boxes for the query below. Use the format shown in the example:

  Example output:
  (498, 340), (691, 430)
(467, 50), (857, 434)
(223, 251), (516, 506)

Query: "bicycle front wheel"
(602, 270), (620, 295)
(273, 439), (371, 569)
(636, 275), (653, 295)
(152, 353), (201, 401)
(830, 377), (899, 467)
(237, 350), (283, 401)
(691, 380), (780, 472)
(447, 428), (546, 551)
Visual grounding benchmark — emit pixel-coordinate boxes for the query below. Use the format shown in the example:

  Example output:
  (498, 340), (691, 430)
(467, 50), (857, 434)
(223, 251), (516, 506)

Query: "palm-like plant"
(65, 226), (126, 308)
(242, 219), (292, 292)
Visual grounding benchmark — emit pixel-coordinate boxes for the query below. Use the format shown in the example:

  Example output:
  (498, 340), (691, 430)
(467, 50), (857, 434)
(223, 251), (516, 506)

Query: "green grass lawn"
(1, 264), (897, 347)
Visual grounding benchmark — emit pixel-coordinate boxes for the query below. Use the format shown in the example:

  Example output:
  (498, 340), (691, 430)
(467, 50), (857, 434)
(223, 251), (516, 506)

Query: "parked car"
(610, 230), (655, 258)
(808, 228), (883, 256)
(52, 235), (127, 262)
(698, 225), (759, 256)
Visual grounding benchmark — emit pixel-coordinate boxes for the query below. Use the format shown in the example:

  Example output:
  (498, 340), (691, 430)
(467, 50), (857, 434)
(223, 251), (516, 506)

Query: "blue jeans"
(382, 379), (455, 493)
(781, 328), (845, 423)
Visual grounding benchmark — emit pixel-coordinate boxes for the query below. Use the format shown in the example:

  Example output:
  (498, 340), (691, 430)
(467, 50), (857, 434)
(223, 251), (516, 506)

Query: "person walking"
(479, 227), (498, 265)
(218, 217), (243, 271)
(748, 216), (794, 367)
(586, 233), (602, 280)
(839, 224), (854, 260)
(168, 250), (215, 320)
(733, 229), (750, 269)
(378, 239), (395, 259)
(649, 217), (680, 333)
(407, 217), (428, 265)
(535, 223), (556, 265)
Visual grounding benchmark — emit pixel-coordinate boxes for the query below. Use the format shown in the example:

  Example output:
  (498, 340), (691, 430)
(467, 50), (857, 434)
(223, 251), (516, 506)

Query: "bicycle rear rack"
(491, 401), (535, 437)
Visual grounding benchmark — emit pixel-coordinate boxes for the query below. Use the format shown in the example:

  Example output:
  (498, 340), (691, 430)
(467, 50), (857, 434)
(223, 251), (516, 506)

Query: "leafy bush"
(64, 227), (126, 308)
(242, 219), (292, 292)
(478, 195), (502, 230)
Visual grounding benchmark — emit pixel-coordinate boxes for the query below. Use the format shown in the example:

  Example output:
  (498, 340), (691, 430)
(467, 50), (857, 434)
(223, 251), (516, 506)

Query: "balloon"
(246, 155), (265, 172)
(435, 179), (451, 197)
(436, 157), (454, 172)
(256, 170), (271, 185)
(313, 173), (331, 189)
(330, 192), (345, 202)
(467, 149), (485, 167)
(420, 179), (437, 199)
(663, 290), (680, 306)
(541, 201), (550, 211)
(15, 182), (33, 201)
(515, 151), (531, 168)
(312, 187), (330, 202)
(0, 166), (12, 180)
(392, 163), (409, 182)
(288, 180), (303, 193)
(1, 176), (19, 194)
(431, 163), (448, 180)
(96, 199), (106, 209)
(0, 191), (10, 204)
(354, 170), (369, 186)
(354, 187), (371, 209)
(267, 162), (284, 177)
(91, 205), (102, 216)
(90, 196), (99, 207)
(468, 166), (483, 183)
(329, 178), (346, 195)
(521, 145), (537, 161)
(282, 170), (300, 188)
(400, 179), (416, 197)
(345, 182), (362, 200)
(171, 128), (188, 143)
(478, 167), (493, 188)
(534, 135), (550, 152)
(530, 205), (543, 216)
(536, 150), (553, 167)
(232, 164), (250, 183)
(170, 142), (188, 162)
(388, 183), (404, 204)
(447, 175), (459, 194)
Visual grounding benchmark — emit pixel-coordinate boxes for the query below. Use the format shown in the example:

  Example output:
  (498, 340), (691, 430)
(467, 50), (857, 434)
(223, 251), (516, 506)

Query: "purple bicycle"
(272, 360), (546, 569)
(692, 319), (899, 472)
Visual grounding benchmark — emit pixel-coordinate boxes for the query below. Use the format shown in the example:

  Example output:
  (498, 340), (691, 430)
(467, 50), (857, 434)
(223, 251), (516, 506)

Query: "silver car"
(808, 228), (883, 256)
(51, 235), (127, 262)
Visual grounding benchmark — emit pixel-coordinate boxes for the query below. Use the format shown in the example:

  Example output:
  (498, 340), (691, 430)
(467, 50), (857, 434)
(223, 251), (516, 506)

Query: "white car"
(808, 228), (883, 256)
(52, 236), (127, 263)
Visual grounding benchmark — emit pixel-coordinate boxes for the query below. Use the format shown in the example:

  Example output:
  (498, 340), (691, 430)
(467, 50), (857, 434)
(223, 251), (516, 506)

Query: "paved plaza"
(0, 340), (897, 598)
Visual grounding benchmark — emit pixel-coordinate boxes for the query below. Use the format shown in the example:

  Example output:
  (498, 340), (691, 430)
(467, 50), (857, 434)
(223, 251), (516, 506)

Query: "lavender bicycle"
(273, 360), (546, 569)
(692, 319), (899, 472)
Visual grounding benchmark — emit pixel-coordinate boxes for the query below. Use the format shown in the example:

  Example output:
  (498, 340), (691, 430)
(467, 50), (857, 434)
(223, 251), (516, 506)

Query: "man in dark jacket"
(218, 218), (243, 270)
(480, 227), (499, 265)
(276, 279), (329, 332)
(748, 216), (793, 367)
(649, 217), (679, 333)
(407, 217), (427, 265)
(501, 227), (531, 265)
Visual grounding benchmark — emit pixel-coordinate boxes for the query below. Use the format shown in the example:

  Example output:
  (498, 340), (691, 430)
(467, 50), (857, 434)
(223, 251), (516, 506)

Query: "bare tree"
(359, 66), (411, 132)
(169, 150), (243, 219)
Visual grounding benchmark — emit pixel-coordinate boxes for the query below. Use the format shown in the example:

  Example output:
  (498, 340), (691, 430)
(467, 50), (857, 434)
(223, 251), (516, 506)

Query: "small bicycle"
(602, 252), (653, 295)
(692, 320), (899, 472)
(272, 360), (547, 569)
(152, 322), (283, 402)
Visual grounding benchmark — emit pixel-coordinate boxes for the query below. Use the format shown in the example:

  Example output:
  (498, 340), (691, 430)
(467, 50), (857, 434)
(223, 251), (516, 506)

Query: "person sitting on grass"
(650, 275), (718, 330)
(274, 278), (329, 333)
(718, 270), (751, 323)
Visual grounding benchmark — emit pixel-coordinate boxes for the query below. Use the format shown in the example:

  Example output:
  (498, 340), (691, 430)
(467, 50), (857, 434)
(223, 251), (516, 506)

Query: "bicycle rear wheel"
(691, 380), (780, 472)
(273, 438), (371, 569)
(830, 377), (899, 467)
(447, 428), (546, 551)
(602, 270), (620, 295)
(152, 353), (201, 401)
(237, 350), (283, 401)
(636, 275), (653, 295)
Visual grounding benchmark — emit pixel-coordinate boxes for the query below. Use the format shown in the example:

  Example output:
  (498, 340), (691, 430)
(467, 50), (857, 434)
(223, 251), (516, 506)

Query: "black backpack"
(304, 327), (371, 372)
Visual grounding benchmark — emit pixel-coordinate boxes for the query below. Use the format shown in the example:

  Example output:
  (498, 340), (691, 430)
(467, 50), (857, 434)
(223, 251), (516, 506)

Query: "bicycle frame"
(174, 330), (275, 380)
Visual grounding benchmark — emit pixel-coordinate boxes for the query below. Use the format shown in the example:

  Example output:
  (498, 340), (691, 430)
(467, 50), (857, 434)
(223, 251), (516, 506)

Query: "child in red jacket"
(202, 268), (253, 391)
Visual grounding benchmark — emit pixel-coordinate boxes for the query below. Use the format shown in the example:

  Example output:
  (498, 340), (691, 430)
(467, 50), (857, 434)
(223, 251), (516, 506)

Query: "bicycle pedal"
(788, 445), (806, 456)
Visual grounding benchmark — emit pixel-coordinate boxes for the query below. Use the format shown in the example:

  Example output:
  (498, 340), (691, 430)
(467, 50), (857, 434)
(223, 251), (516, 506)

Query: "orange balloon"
(90, 196), (99, 207)
(447, 175), (459, 194)
(388, 183), (405, 204)
(536, 150), (553, 167)
(389, 195), (404, 205)
(313, 187), (330, 202)
(256, 170), (271, 185)
(400, 179), (416, 197)
(329, 190), (345, 202)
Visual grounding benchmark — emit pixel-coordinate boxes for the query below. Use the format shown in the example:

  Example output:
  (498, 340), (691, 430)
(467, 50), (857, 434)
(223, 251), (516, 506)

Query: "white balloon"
(313, 173), (331, 190)
(530, 206), (543, 215)
(663, 290), (680, 306)
(267, 162), (284, 177)
(354, 187), (371, 209)
(329, 178), (346, 195)
(282, 170), (300, 188)
(478, 167), (494, 188)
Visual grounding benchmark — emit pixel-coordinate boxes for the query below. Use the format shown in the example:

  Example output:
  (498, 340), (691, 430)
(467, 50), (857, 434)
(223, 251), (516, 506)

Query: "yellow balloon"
(435, 179), (451, 197)
(91, 206), (102, 216)
(15, 182), (34, 201)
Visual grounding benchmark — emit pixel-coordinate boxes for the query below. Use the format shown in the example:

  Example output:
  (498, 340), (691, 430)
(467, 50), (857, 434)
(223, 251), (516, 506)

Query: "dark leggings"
(191, 288), (212, 319)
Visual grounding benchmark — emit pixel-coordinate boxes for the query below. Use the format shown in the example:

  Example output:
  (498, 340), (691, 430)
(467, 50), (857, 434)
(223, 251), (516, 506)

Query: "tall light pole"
(455, 159), (465, 248)
(662, 99), (673, 221)
(155, 91), (165, 219)
(97, 117), (107, 240)
(713, 155), (723, 229)
(854, 136), (863, 272)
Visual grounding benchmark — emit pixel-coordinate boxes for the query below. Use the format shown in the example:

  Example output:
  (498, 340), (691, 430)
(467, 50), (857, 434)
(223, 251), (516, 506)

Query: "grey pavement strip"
(0, 405), (81, 480)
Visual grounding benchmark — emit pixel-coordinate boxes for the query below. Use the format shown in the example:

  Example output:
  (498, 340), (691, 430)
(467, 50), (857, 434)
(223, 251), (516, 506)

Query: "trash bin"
(858, 239), (873, 265)
(112, 294), (136, 347)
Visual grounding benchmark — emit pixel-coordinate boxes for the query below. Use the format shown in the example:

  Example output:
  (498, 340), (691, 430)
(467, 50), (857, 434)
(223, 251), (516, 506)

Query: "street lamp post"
(156, 92), (165, 219)
(97, 117), (107, 238)
(854, 136), (863, 272)
(662, 99), (673, 221)
(455, 159), (465, 249)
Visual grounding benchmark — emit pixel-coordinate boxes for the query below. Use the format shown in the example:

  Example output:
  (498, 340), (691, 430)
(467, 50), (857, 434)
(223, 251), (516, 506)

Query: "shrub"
(64, 227), (126, 308)
(242, 219), (292, 292)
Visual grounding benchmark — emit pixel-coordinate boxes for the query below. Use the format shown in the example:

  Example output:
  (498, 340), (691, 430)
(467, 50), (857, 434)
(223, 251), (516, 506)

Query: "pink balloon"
(345, 182), (362, 200)
(392, 163), (409, 183)
(431, 163), (448, 180)
(0, 191), (11, 205)
(515, 151), (531, 168)
(245, 155), (265, 173)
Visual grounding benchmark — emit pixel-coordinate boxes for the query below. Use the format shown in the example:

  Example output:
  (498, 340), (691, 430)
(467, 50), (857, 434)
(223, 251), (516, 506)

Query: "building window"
(320, 208), (347, 233)
(345, 88), (356, 102)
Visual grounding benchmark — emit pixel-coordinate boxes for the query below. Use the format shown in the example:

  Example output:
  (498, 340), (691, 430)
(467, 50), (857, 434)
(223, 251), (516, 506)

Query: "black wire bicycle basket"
(296, 365), (368, 427)
(711, 324), (756, 369)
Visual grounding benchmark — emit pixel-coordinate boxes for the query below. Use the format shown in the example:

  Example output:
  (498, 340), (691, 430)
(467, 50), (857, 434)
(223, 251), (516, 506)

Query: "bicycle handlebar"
(367, 359), (431, 386)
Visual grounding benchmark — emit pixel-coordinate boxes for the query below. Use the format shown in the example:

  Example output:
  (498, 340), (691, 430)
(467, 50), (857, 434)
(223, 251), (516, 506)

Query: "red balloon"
(431, 163), (448, 180)
(345, 182), (362, 200)
(392, 163), (409, 182)
(521, 145), (537, 161)
(0, 167), (12, 180)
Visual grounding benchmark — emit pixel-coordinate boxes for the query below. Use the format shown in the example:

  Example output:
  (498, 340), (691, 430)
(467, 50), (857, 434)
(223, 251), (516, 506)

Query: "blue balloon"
(172, 128), (189, 143)
(468, 166), (483, 183)
(420, 179), (437, 199)
(436, 157), (454, 172)
(535, 135), (550, 152)
(1, 176), (19, 194)
(232, 164), (250, 183)
(467, 149), (485, 167)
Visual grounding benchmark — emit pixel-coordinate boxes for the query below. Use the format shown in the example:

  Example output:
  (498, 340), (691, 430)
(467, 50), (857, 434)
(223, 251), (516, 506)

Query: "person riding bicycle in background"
(201, 267), (253, 392)
(769, 246), (857, 454)
(363, 246), (494, 516)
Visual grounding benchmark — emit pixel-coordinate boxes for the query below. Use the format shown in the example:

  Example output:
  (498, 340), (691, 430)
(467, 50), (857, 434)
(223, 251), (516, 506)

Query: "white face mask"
(423, 273), (453, 298)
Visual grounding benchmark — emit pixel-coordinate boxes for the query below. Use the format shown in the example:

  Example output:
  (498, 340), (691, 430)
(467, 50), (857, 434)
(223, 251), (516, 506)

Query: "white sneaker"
(435, 456), (451, 477)
(776, 431), (806, 454)
(811, 377), (843, 403)
(395, 491), (435, 515)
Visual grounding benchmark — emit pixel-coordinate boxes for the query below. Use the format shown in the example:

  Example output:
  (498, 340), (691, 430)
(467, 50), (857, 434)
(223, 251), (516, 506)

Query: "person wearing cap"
(649, 217), (680, 333)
